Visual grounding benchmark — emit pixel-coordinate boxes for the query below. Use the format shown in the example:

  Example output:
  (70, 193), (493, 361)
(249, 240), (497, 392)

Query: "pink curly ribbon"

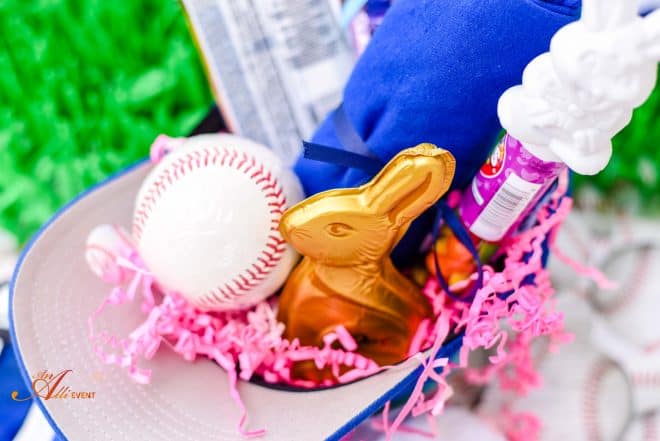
(381, 314), (452, 441)
(369, 405), (437, 438)
(418, 171), (575, 403)
(550, 242), (618, 290)
(88, 227), (388, 437)
(496, 406), (543, 441)
(88, 169), (579, 439)
(88, 254), (156, 385)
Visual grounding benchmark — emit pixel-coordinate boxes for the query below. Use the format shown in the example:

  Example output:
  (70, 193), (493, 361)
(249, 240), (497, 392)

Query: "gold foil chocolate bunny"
(277, 144), (456, 377)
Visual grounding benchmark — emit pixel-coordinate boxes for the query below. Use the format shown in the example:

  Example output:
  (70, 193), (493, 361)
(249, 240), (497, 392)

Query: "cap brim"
(10, 160), (462, 440)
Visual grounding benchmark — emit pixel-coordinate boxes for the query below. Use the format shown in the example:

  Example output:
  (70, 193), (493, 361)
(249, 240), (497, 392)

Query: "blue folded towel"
(295, 0), (580, 263)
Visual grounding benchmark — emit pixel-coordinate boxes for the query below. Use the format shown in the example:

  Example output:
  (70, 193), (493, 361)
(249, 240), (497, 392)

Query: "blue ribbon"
(431, 200), (483, 303)
(302, 103), (483, 303)
(331, 104), (377, 162)
(301, 141), (383, 176)
(302, 104), (384, 176)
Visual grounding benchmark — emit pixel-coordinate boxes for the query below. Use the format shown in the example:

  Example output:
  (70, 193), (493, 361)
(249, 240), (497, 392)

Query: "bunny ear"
(365, 145), (455, 228)
(581, 0), (637, 31)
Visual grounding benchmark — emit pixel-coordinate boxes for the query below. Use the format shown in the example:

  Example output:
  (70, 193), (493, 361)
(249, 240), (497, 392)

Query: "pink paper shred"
(494, 406), (544, 441)
(89, 168), (604, 439)
(88, 254), (384, 436)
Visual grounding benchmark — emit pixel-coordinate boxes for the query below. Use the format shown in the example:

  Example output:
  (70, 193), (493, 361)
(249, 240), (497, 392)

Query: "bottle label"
(459, 135), (565, 242)
(469, 173), (542, 241)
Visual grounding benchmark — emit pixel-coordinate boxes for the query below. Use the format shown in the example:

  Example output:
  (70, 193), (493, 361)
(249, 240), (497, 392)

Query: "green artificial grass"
(0, 1), (658, 244)
(0, 0), (212, 244)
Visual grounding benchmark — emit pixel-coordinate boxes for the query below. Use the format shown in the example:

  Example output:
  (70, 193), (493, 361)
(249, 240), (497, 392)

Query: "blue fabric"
(365, 0), (392, 17)
(295, 0), (580, 264)
(0, 343), (32, 441)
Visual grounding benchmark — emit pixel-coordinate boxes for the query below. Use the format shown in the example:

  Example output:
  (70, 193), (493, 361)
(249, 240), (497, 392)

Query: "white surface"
(479, 295), (631, 441)
(10, 160), (434, 441)
(578, 215), (660, 422)
(13, 403), (56, 441)
(0, 229), (13, 343)
(134, 134), (303, 311)
(551, 211), (660, 347)
(0, 284), (8, 332)
(598, 242), (660, 347)
(478, 210), (660, 441)
(0, 254), (17, 283)
(498, 0), (660, 175)
(625, 413), (660, 441)
(0, 228), (17, 254)
(350, 406), (505, 441)
(593, 318), (660, 416)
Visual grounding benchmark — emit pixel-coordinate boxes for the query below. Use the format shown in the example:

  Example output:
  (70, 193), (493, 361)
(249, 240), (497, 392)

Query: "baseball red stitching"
(133, 145), (288, 306)
(632, 371), (660, 387)
(583, 359), (660, 441)
(632, 368), (660, 441)
(598, 246), (652, 315)
(583, 358), (617, 441)
(645, 414), (658, 441)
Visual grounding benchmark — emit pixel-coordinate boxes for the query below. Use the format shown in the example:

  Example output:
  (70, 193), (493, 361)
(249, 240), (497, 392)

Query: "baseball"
(133, 134), (303, 311)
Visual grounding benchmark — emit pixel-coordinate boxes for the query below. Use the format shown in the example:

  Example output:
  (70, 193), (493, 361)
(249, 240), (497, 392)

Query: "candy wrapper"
(278, 145), (454, 376)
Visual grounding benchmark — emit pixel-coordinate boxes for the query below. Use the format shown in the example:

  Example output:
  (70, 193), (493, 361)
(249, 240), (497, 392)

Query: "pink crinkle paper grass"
(88, 169), (598, 439)
(87, 249), (387, 437)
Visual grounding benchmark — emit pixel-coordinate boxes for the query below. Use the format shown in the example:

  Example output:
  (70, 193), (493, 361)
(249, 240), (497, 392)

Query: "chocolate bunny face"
(277, 144), (456, 375)
(279, 144), (456, 267)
